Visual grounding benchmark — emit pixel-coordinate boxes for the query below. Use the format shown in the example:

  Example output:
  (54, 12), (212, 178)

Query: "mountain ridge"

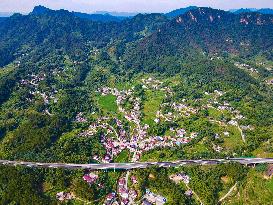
(165, 6), (198, 18)
(124, 7), (273, 71)
(231, 8), (273, 14)
(1, 6), (272, 70)
(31, 5), (128, 22)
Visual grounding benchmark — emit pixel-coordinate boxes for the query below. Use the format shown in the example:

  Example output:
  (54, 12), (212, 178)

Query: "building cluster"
(203, 90), (254, 152)
(79, 84), (201, 163)
(208, 98), (247, 123)
(81, 83), (253, 163)
(82, 172), (99, 184)
(55, 77), (260, 204)
(78, 116), (130, 163)
(56, 192), (74, 201)
(142, 189), (167, 205)
(80, 117), (197, 163)
(103, 175), (138, 205)
(171, 102), (198, 116)
(86, 123), (196, 163)
(169, 172), (190, 184)
(141, 77), (163, 90)
(266, 78), (273, 85)
(213, 143), (223, 152)
(169, 173), (193, 197)
(235, 62), (259, 73)
(156, 101), (198, 122)
(75, 112), (88, 123)
(104, 192), (118, 205)
(20, 73), (46, 87)
(117, 177), (138, 205)
(19, 72), (58, 111)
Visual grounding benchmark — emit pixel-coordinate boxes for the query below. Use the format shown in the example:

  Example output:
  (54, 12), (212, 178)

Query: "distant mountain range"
(1, 5), (273, 21)
(93, 11), (138, 17)
(165, 7), (273, 19)
(71, 12), (127, 22)
(230, 8), (273, 14)
(0, 12), (14, 17)
(31, 5), (127, 22)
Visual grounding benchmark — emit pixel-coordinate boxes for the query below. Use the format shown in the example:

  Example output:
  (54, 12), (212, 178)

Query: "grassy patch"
(223, 126), (243, 150)
(0, 64), (15, 77)
(208, 108), (223, 119)
(185, 141), (209, 154)
(225, 169), (273, 205)
(114, 150), (130, 163)
(266, 178), (273, 191)
(252, 145), (273, 158)
(143, 90), (165, 125)
(140, 148), (182, 162)
(97, 94), (118, 114)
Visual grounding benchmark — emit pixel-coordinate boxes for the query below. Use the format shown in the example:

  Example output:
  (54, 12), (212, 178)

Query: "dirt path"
(237, 126), (246, 143)
(74, 197), (94, 204)
(185, 184), (204, 205)
(218, 182), (238, 203)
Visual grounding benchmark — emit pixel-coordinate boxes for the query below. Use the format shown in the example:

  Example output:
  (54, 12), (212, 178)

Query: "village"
(18, 75), (255, 205)
(234, 62), (259, 74)
(78, 78), (201, 164)
(71, 77), (257, 204)
(19, 72), (58, 115)
(58, 169), (194, 205)
(17, 74), (256, 204)
(71, 78), (200, 204)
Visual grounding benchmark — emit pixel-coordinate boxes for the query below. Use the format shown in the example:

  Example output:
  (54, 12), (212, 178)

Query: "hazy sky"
(0, 0), (273, 13)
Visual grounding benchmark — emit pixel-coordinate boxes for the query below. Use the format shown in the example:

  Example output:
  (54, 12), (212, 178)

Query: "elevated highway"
(0, 158), (272, 170)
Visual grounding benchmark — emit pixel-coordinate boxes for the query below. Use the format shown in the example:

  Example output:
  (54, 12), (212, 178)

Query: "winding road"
(0, 158), (272, 170)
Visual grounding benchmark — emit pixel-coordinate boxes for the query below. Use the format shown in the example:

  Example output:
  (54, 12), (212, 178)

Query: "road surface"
(0, 158), (272, 170)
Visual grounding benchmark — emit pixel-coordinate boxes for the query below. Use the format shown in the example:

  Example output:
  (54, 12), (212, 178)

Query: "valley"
(0, 5), (272, 205)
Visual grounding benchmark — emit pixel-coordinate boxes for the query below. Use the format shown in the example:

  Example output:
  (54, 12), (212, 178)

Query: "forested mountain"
(0, 6), (272, 205)
(125, 8), (273, 71)
(0, 17), (7, 23)
(0, 7), (169, 67)
(1, 7), (272, 69)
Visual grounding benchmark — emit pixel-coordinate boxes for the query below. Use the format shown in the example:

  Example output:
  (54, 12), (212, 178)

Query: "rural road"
(0, 158), (272, 170)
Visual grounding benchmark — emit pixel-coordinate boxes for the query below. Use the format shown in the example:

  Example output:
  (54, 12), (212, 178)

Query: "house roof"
(142, 199), (152, 205)
(83, 175), (92, 181)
